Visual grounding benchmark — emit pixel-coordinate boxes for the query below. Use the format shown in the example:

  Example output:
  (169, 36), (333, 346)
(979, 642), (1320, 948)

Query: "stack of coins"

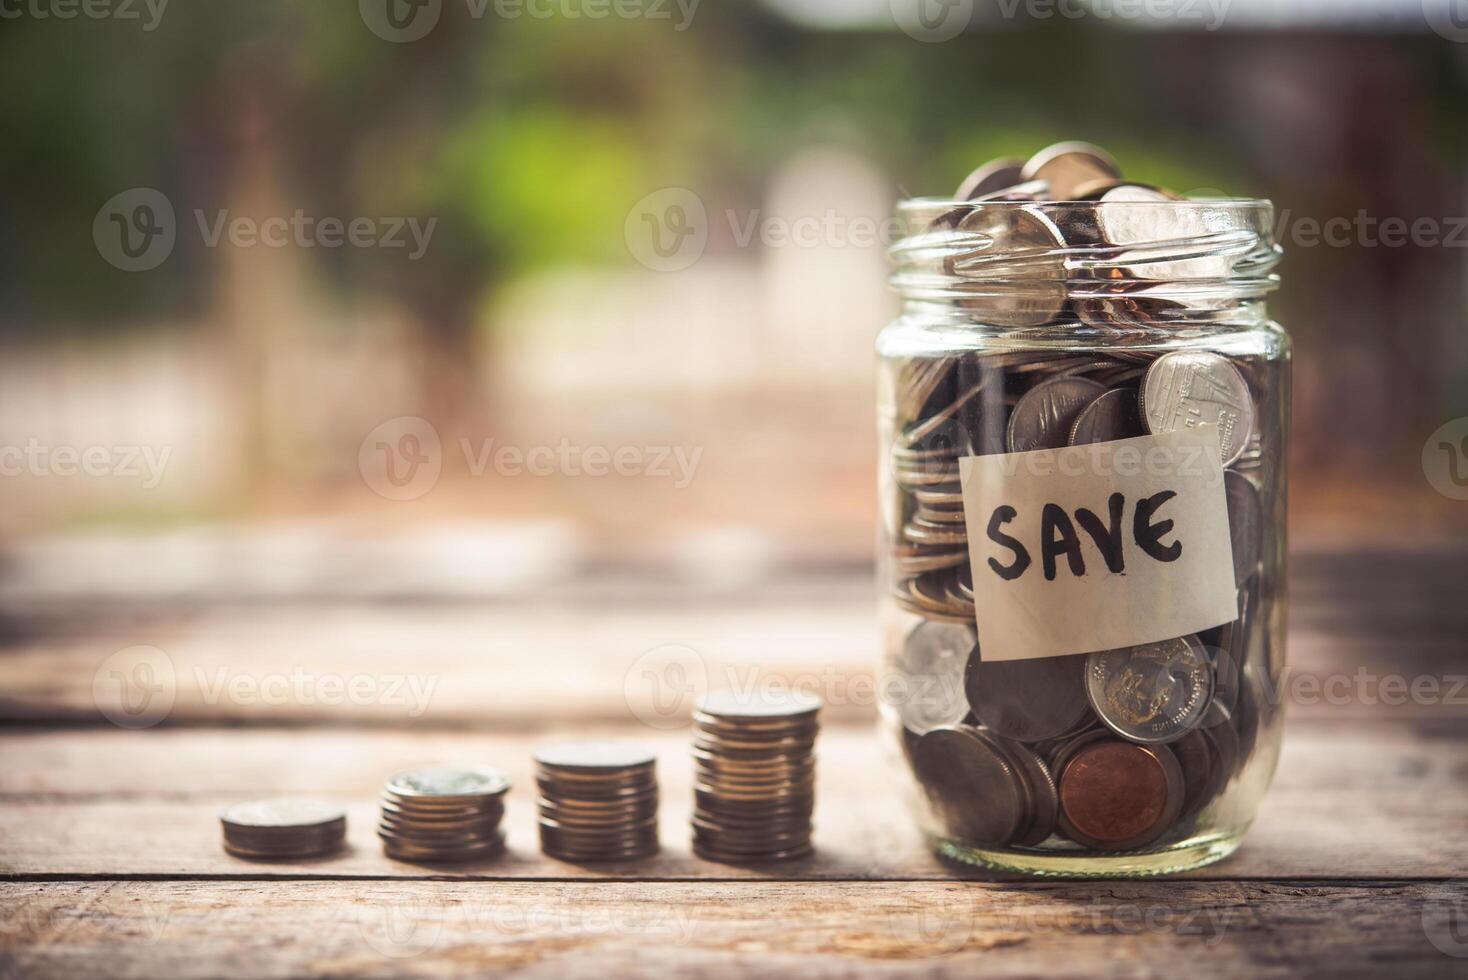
(535, 740), (660, 862)
(378, 767), (509, 862)
(220, 798), (346, 860)
(886, 141), (1281, 855)
(691, 691), (820, 863)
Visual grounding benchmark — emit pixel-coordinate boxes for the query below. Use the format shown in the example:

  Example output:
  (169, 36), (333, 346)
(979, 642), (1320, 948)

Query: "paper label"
(958, 431), (1238, 663)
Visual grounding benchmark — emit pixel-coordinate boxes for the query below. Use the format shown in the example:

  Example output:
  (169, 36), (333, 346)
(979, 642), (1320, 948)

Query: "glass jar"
(876, 197), (1288, 877)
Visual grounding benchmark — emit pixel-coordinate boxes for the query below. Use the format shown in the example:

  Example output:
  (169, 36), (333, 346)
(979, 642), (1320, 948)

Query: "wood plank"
(2, 720), (1465, 880)
(2, 584), (1466, 727)
(1, 879), (1461, 979)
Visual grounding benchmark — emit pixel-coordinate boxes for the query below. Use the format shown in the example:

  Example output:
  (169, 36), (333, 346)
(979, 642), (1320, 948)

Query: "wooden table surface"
(2, 543), (1467, 978)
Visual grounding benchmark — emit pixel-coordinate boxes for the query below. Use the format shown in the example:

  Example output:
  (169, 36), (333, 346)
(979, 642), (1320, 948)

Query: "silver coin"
(535, 740), (657, 772)
(221, 798), (346, 830)
(1020, 141), (1122, 200)
(1067, 387), (1143, 445)
(1085, 635), (1214, 744)
(1006, 376), (1107, 452)
(890, 621), (977, 736)
(1140, 351), (1255, 467)
(995, 738), (1059, 846)
(911, 726), (1026, 846)
(950, 205), (1068, 327)
(1224, 470), (1263, 585)
(955, 157), (1026, 200)
(965, 652), (1094, 743)
(385, 767), (511, 800)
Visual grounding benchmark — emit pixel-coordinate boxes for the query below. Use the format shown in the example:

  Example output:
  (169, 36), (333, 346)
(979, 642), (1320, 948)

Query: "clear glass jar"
(876, 198), (1288, 877)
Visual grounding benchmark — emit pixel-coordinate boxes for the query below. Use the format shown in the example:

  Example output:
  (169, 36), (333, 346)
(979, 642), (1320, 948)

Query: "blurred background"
(0, 0), (1465, 615)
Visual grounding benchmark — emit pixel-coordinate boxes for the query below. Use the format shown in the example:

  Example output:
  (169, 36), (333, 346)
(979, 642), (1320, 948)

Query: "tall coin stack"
(535, 740), (660, 862)
(378, 767), (510, 862)
(691, 691), (821, 863)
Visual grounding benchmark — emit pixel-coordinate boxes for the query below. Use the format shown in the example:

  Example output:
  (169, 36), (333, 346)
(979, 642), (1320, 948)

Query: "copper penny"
(1056, 740), (1184, 850)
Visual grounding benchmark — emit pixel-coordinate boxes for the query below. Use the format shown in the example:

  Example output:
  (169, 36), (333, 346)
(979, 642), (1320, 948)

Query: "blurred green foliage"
(0, 1), (1458, 336)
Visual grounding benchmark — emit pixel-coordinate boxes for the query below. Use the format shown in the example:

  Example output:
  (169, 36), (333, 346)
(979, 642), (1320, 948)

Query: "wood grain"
(2, 720), (1465, 880)
(2, 879), (1463, 979)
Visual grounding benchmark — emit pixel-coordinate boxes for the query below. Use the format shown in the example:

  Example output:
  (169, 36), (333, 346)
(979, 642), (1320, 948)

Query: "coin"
(220, 798), (347, 860)
(1169, 728), (1214, 822)
(535, 740), (657, 772)
(965, 651), (1094, 743)
(892, 619), (974, 733)
(1057, 739), (1184, 850)
(379, 766), (510, 863)
(950, 205), (1068, 327)
(995, 738), (1060, 846)
(955, 157), (1026, 201)
(1224, 470), (1263, 585)
(1085, 635), (1215, 744)
(912, 726), (1027, 845)
(1068, 387), (1143, 445)
(1006, 376), (1107, 452)
(692, 689), (819, 863)
(385, 767), (511, 801)
(1140, 351), (1255, 467)
(1020, 142), (1122, 201)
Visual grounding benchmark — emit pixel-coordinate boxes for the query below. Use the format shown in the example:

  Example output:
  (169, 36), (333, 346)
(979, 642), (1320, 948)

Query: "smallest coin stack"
(220, 798), (346, 860)
(692, 691), (821, 863)
(535, 740), (660, 861)
(379, 767), (510, 862)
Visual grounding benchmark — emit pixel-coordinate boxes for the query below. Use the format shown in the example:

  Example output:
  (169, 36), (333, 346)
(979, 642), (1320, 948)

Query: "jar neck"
(888, 198), (1281, 334)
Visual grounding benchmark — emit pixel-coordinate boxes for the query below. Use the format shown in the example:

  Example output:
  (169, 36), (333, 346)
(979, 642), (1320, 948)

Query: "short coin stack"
(535, 740), (660, 861)
(691, 691), (821, 863)
(220, 798), (346, 860)
(378, 767), (509, 862)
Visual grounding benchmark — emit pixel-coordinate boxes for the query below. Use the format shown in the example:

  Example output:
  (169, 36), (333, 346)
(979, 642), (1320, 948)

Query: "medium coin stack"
(220, 798), (347, 859)
(691, 691), (820, 863)
(887, 142), (1279, 854)
(378, 767), (509, 862)
(535, 740), (660, 862)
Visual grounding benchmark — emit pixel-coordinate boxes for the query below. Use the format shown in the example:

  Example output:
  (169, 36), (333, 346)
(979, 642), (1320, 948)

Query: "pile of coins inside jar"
(884, 142), (1281, 855)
